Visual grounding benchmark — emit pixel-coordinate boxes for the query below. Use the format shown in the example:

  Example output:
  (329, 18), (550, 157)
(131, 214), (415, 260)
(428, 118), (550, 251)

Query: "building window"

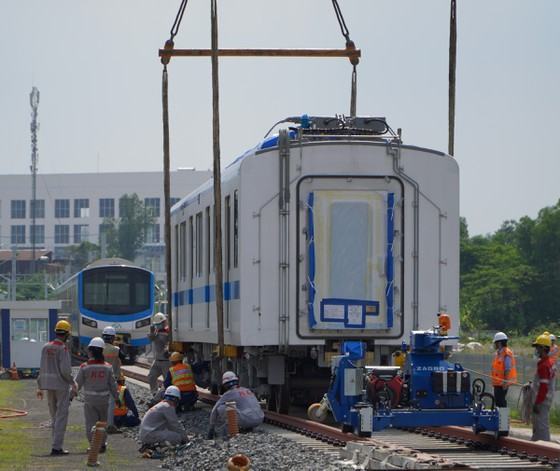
(11, 225), (25, 244)
(74, 224), (89, 243)
(55, 225), (70, 244)
(11, 200), (26, 219)
(145, 198), (160, 218)
(171, 197), (181, 207)
(30, 225), (45, 245)
(74, 199), (89, 218)
(30, 199), (45, 219)
(145, 224), (160, 244)
(99, 198), (114, 218)
(55, 199), (70, 218)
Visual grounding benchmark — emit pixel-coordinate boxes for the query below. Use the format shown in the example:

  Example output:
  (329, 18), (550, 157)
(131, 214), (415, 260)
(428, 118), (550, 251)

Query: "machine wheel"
(307, 403), (328, 422)
(341, 424), (354, 434)
(358, 431), (372, 438)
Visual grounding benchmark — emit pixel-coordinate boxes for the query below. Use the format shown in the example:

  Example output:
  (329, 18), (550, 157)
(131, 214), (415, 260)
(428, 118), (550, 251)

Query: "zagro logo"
(415, 366), (446, 371)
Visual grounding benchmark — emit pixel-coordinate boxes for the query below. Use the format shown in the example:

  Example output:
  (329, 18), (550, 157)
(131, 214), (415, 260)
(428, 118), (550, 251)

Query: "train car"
(170, 115), (459, 411)
(52, 258), (155, 362)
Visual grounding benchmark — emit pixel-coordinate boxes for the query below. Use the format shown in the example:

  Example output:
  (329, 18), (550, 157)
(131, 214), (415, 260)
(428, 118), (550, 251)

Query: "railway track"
(122, 361), (559, 469)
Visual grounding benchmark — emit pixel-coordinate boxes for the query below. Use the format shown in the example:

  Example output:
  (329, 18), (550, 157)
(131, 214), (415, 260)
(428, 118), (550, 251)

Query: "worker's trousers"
(47, 388), (70, 450)
(141, 429), (183, 445)
(114, 413), (141, 428)
(106, 395), (115, 427)
(148, 360), (170, 393)
(493, 386), (508, 408)
(84, 399), (109, 444)
(532, 402), (551, 441)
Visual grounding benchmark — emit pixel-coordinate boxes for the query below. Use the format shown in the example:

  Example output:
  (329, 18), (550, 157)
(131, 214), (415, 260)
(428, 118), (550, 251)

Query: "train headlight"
(82, 317), (98, 328)
(136, 318), (151, 329)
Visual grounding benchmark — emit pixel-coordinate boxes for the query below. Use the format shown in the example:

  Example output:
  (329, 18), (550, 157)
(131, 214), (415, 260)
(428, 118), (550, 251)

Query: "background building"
(0, 169), (211, 282)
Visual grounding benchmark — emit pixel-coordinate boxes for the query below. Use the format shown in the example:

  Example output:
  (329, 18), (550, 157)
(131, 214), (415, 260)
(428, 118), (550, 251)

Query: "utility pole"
(30, 87), (40, 273)
(448, 0), (457, 156)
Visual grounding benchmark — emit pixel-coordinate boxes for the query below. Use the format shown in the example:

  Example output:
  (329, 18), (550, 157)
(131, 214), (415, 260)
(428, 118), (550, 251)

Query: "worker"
(102, 325), (122, 433)
(164, 352), (198, 412)
(531, 333), (556, 441)
(36, 320), (77, 456)
(548, 334), (558, 371)
(139, 385), (186, 446)
(113, 374), (141, 428)
(207, 371), (264, 439)
(74, 337), (118, 453)
(147, 312), (170, 394)
(491, 332), (517, 407)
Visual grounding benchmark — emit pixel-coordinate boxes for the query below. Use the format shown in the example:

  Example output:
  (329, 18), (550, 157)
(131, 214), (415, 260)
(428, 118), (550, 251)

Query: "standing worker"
(74, 337), (118, 453)
(147, 313), (170, 394)
(207, 371), (264, 439)
(36, 320), (77, 456)
(531, 333), (556, 441)
(102, 326), (121, 433)
(491, 332), (517, 407)
(164, 352), (198, 412)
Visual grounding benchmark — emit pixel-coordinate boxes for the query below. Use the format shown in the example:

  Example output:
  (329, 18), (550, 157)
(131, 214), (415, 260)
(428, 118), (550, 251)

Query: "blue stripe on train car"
(173, 280), (240, 306)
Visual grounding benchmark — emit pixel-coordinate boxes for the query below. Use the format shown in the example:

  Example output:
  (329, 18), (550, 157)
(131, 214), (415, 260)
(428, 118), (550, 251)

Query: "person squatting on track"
(147, 312), (170, 394)
(164, 352), (198, 412)
(491, 331), (517, 408)
(531, 333), (556, 442)
(36, 320), (77, 456)
(139, 385), (186, 446)
(113, 373), (141, 427)
(207, 371), (264, 439)
(74, 337), (119, 453)
(102, 325), (122, 434)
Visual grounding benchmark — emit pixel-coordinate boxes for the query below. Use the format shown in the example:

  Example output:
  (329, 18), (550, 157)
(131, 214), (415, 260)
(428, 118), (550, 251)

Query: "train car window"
(205, 206), (210, 276)
(211, 205), (215, 273)
(82, 268), (150, 314)
(233, 190), (239, 268)
(196, 212), (203, 277)
(225, 195), (231, 271)
(174, 224), (179, 284)
(189, 216), (194, 282)
(180, 222), (186, 280)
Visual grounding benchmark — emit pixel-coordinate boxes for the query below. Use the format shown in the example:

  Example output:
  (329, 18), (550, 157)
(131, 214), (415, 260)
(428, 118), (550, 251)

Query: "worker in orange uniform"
(491, 332), (517, 408)
(36, 320), (77, 456)
(163, 352), (198, 412)
(531, 333), (556, 441)
(113, 374), (140, 428)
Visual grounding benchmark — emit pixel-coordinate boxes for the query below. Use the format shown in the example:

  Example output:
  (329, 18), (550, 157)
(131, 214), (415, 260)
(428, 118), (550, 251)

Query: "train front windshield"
(82, 267), (151, 314)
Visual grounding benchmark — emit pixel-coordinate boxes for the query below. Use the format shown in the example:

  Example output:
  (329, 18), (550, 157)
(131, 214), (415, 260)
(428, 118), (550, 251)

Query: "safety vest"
(114, 385), (128, 417)
(491, 347), (517, 386)
(169, 363), (196, 392)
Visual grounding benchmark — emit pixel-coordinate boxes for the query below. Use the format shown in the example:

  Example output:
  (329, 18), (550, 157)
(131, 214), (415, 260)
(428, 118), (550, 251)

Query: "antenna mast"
(30, 87), (40, 272)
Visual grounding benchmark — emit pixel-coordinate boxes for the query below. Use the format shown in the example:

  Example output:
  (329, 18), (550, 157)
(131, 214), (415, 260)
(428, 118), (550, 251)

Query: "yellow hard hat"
(533, 333), (552, 348)
(170, 352), (183, 362)
(55, 320), (71, 333)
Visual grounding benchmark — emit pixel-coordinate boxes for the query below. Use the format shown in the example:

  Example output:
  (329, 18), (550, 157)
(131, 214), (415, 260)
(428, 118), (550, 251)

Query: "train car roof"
(85, 257), (135, 269)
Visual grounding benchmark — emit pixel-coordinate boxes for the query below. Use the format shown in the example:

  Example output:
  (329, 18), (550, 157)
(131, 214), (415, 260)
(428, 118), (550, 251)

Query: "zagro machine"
(308, 315), (509, 437)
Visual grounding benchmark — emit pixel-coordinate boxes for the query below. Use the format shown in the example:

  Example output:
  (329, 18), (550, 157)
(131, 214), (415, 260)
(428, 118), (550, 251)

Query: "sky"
(1, 0), (559, 236)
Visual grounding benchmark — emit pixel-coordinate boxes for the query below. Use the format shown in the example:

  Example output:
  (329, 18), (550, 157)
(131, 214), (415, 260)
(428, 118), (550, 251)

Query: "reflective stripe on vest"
(491, 347), (517, 386)
(114, 385), (128, 416)
(170, 364), (196, 392)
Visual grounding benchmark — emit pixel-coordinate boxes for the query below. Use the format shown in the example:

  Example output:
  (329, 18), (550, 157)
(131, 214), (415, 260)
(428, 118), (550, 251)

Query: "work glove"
(532, 404), (540, 414)
(206, 428), (215, 440)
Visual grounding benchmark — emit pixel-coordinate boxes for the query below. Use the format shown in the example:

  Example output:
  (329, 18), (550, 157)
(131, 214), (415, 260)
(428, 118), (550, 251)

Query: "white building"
(0, 169), (211, 279)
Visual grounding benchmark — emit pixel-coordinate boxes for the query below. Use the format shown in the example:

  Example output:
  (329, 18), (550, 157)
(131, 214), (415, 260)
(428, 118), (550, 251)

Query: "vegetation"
(0, 381), (30, 469)
(460, 199), (560, 336)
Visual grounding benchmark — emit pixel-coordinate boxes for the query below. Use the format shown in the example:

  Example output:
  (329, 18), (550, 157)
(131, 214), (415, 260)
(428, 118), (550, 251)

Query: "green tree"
(104, 194), (154, 261)
(67, 241), (100, 273)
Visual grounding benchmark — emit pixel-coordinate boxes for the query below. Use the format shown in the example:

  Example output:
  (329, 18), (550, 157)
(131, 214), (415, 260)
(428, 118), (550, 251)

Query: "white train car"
(170, 115), (459, 411)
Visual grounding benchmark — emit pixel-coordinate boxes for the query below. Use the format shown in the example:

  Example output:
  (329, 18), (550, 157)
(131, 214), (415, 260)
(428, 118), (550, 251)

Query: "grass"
(510, 404), (560, 433)
(0, 381), (31, 470)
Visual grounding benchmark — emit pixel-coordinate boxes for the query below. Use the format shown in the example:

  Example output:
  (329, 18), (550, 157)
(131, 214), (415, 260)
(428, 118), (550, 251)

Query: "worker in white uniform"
(36, 320), (77, 456)
(74, 337), (118, 453)
(139, 385), (186, 446)
(102, 326), (122, 433)
(147, 313), (170, 394)
(207, 371), (264, 439)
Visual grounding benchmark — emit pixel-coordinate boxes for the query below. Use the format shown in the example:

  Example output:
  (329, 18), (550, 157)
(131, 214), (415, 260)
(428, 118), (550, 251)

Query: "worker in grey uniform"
(74, 337), (118, 453)
(102, 325), (121, 433)
(147, 312), (170, 394)
(139, 385), (185, 446)
(207, 371), (264, 439)
(36, 319), (77, 456)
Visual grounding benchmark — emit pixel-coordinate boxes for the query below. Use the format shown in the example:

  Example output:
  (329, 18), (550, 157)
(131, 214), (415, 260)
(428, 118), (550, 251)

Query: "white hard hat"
(551, 334), (557, 341)
(152, 312), (167, 324)
(222, 371), (239, 385)
(164, 385), (181, 400)
(493, 332), (508, 342)
(102, 326), (116, 336)
(88, 337), (105, 349)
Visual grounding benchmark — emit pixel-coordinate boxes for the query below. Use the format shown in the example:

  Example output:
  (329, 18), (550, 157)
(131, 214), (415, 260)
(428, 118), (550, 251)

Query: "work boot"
(50, 449), (69, 456)
(100, 444), (107, 453)
(106, 425), (119, 434)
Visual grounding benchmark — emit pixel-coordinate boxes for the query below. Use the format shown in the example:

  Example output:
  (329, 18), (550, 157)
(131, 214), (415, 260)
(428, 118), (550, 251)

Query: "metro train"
(170, 115), (459, 412)
(52, 258), (155, 362)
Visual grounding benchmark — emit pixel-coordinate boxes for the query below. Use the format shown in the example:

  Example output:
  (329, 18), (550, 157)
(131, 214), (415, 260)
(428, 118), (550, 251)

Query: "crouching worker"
(139, 386), (185, 446)
(207, 371), (264, 439)
(113, 374), (140, 427)
(75, 337), (118, 453)
(164, 352), (198, 412)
